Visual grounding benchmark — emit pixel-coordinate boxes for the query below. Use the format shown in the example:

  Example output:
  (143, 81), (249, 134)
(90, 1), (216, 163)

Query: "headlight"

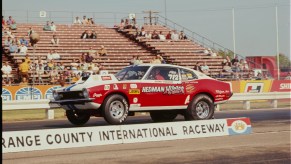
(53, 90), (59, 100)
(82, 88), (89, 98)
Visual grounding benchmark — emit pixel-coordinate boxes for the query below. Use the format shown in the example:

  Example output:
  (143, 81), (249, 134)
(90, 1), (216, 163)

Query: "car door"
(139, 66), (186, 107)
(180, 68), (199, 105)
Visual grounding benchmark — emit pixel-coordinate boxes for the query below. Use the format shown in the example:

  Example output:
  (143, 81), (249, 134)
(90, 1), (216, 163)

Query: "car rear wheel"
(102, 94), (129, 125)
(66, 109), (90, 126)
(150, 110), (178, 122)
(184, 94), (214, 120)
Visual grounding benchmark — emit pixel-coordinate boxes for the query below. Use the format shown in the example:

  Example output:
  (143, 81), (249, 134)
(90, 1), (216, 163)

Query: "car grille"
(59, 91), (84, 100)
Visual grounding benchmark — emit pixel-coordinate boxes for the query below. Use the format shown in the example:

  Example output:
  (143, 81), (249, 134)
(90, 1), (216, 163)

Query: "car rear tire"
(184, 94), (214, 120)
(102, 94), (129, 125)
(66, 109), (90, 126)
(150, 110), (178, 122)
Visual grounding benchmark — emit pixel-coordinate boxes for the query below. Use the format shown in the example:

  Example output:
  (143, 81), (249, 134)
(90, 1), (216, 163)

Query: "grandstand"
(2, 15), (255, 85)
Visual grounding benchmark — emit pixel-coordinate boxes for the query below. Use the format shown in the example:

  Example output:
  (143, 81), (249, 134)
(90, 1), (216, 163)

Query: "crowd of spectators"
(43, 21), (56, 31)
(74, 16), (95, 25)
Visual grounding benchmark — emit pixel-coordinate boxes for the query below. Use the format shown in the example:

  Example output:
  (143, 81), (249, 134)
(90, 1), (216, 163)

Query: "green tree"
(279, 53), (291, 68)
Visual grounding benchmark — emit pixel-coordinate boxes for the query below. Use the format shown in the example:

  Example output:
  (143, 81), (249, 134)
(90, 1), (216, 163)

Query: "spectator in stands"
(55, 62), (62, 71)
(47, 60), (55, 70)
(256, 72), (263, 80)
(158, 31), (166, 41)
(90, 30), (97, 39)
(151, 30), (159, 39)
(82, 16), (88, 24)
(4, 36), (13, 47)
(130, 55), (143, 65)
(222, 56), (231, 66)
(19, 43), (28, 55)
(231, 62), (240, 72)
(9, 42), (18, 53)
(19, 77), (28, 86)
(80, 53), (86, 63)
(47, 50), (54, 60)
(216, 70), (225, 79)
(193, 62), (202, 72)
(85, 52), (94, 63)
(18, 59), (30, 79)
(50, 22), (56, 31)
(27, 27), (35, 36)
(24, 54), (31, 63)
(81, 30), (90, 39)
(35, 63), (44, 84)
(231, 56), (239, 65)
(2, 16), (6, 28)
(36, 56), (44, 65)
(51, 35), (59, 46)
(13, 37), (21, 46)
(6, 16), (15, 26)
(6, 28), (15, 38)
(98, 45), (107, 56)
(117, 19), (125, 31)
(74, 16), (82, 24)
(43, 21), (51, 31)
(284, 72), (291, 80)
(52, 50), (61, 60)
(166, 31), (171, 40)
(88, 18), (95, 24)
(139, 27), (146, 37)
(145, 31), (152, 39)
(223, 62), (233, 72)
(130, 55), (137, 65)
(2, 62), (12, 84)
(150, 55), (164, 64)
(171, 30), (179, 41)
(124, 19), (131, 29)
(201, 62), (210, 74)
(179, 31), (187, 40)
(19, 37), (29, 47)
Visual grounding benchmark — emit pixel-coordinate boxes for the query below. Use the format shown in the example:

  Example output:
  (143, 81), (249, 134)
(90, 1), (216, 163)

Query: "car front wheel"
(102, 94), (129, 125)
(184, 94), (214, 120)
(66, 109), (90, 126)
(150, 110), (178, 122)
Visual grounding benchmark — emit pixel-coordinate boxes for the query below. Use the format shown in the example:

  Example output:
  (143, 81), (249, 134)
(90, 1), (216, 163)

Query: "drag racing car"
(51, 64), (233, 125)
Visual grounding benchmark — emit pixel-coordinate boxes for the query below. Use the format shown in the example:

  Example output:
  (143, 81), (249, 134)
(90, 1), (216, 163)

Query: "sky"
(2, 0), (290, 58)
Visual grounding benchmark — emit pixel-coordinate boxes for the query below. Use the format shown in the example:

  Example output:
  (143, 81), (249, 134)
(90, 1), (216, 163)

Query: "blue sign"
(45, 86), (62, 99)
(15, 87), (42, 100)
(2, 88), (12, 101)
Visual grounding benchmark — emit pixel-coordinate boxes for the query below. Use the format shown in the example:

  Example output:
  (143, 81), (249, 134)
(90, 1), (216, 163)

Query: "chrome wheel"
(109, 100), (125, 119)
(195, 101), (210, 119)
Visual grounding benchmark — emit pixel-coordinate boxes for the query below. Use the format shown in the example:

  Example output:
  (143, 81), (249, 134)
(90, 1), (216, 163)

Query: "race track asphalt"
(3, 108), (291, 164)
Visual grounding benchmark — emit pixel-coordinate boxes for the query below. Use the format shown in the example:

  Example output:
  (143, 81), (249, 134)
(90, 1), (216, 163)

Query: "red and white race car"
(51, 64), (232, 125)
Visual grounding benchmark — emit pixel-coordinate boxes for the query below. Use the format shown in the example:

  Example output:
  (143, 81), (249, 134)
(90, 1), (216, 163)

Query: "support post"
(243, 101), (250, 110)
(46, 108), (54, 119)
(215, 104), (220, 111)
(271, 99), (278, 108)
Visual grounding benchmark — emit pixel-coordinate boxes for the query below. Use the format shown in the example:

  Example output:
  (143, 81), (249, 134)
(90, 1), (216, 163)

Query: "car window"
(115, 66), (149, 81)
(146, 67), (180, 81)
(180, 68), (197, 80)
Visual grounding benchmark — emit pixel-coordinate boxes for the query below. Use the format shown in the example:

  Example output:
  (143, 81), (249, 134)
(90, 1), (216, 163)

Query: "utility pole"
(232, 8), (236, 58)
(143, 10), (159, 25)
(275, 5), (280, 80)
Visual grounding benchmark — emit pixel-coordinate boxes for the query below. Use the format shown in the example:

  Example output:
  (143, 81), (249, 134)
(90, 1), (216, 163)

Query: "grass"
(2, 100), (290, 122)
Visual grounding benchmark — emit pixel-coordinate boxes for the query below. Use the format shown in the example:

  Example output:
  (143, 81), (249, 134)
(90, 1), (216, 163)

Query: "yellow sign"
(129, 89), (140, 94)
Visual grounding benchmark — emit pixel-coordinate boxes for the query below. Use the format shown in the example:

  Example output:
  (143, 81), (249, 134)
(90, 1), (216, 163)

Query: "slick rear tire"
(184, 94), (214, 120)
(150, 110), (178, 122)
(66, 109), (90, 126)
(102, 94), (129, 125)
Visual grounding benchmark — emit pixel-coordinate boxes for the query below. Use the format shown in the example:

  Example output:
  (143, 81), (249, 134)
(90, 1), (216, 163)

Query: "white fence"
(2, 92), (290, 119)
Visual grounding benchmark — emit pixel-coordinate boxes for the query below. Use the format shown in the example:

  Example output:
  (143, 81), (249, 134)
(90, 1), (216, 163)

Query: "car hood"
(57, 74), (118, 92)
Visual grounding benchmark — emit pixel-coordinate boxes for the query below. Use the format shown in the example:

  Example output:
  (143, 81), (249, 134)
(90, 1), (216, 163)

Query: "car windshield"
(115, 66), (150, 81)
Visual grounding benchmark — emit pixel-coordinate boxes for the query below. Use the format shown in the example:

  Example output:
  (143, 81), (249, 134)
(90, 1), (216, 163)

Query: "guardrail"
(2, 92), (290, 119)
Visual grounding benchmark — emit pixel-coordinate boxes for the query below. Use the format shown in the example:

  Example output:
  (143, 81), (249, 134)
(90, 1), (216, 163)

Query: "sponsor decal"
(184, 95), (190, 104)
(15, 87), (42, 100)
(130, 84), (137, 89)
(101, 76), (112, 81)
(129, 89), (140, 94)
(104, 85), (110, 90)
(133, 97), (138, 103)
(244, 83), (264, 93)
(280, 83), (291, 90)
(113, 84), (119, 90)
(2, 118), (251, 153)
(185, 84), (195, 94)
(215, 95), (226, 98)
(215, 98), (224, 101)
(93, 93), (102, 98)
(142, 86), (184, 95)
(227, 118), (252, 135)
(215, 90), (229, 94)
(2, 88), (12, 101)
(45, 86), (62, 99)
(123, 84), (127, 89)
